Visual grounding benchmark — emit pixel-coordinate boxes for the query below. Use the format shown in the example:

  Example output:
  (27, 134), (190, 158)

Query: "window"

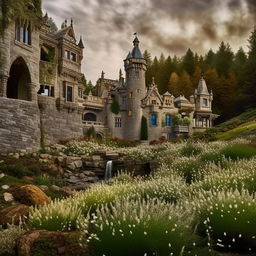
(78, 89), (83, 98)
(166, 114), (171, 127)
(67, 86), (73, 102)
(71, 53), (76, 62)
(38, 85), (54, 97)
(65, 50), (77, 62)
(115, 117), (122, 128)
(122, 96), (127, 104)
(152, 100), (157, 105)
(136, 89), (140, 93)
(129, 92), (133, 98)
(15, 20), (31, 45)
(135, 71), (140, 78)
(63, 82), (66, 98)
(203, 98), (208, 106)
(150, 114), (157, 126)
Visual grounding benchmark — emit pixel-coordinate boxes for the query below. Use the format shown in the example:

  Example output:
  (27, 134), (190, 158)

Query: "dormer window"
(15, 20), (31, 45)
(152, 100), (156, 105)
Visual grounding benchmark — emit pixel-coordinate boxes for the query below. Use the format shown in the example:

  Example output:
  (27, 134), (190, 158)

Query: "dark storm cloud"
(43, 0), (255, 81)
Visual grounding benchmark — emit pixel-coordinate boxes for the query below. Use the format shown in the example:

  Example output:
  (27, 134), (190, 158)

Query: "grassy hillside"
(193, 108), (256, 141)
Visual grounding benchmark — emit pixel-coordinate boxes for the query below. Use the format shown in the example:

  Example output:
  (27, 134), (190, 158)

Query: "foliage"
(29, 199), (87, 231)
(215, 121), (256, 140)
(140, 116), (148, 140)
(220, 144), (256, 161)
(87, 198), (207, 256)
(172, 114), (191, 126)
(180, 143), (203, 157)
(110, 96), (120, 115)
(0, 223), (26, 255)
(0, 0), (42, 37)
(86, 126), (96, 139)
(0, 156), (42, 178)
(194, 190), (256, 253)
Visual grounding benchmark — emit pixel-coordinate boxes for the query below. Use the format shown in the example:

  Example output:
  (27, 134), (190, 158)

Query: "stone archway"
(7, 57), (31, 101)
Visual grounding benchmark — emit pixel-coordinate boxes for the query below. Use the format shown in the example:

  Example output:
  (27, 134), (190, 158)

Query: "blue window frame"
(166, 114), (171, 127)
(150, 114), (157, 126)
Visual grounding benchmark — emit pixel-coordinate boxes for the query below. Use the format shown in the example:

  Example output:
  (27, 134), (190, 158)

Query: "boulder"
(0, 204), (30, 226)
(50, 185), (61, 192)
(39, 185), (48, 191)
(16, 230), (89, 256)
(22, 176), (35, 182)
(13, 185), (51, 206)
(3, 192), (14, 202)
(2, 184), (10, 190)
(0, 173), (5, 179)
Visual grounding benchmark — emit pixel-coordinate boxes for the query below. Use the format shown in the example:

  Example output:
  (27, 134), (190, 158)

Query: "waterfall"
(104, 160), (113, 180)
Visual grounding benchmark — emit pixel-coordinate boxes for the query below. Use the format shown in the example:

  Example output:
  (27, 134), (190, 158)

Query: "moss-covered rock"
(13, 185), (51, 206)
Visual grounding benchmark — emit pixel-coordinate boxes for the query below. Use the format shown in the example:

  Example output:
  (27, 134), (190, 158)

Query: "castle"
(0, 5), (218, 153)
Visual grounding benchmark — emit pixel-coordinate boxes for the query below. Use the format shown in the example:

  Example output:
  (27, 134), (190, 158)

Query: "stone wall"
(0, 97), (40, 153)
(38, 95), (83, 144)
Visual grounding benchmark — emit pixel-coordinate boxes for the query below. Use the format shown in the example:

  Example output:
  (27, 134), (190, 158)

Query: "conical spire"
(126, 51), (132, 59)
(78, 36), (84, 49)
(131, 34), (143, 59)
(197, 77), (209, 94)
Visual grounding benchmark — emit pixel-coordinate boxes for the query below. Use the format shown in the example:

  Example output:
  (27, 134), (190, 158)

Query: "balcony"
(84, 95), (105, 110)
(83, 121), (106, 128)
(173, 125), (189, 133)
(39, 61), (56, 86)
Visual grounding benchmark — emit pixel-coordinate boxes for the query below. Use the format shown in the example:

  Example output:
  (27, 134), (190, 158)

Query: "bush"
(140, 116), (148, 140)
(86, 126), (96, 139)
(195, 190), (256, 253)
(110, 96), (120, 114)
(29, 199), (86, 231)
(220, 144), (256, 161)
(87, 198), (207, 256)
(180, 143), (203, 157)
(0, 224), (26, 255)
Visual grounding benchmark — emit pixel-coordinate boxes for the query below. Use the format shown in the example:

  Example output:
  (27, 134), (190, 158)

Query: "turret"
(123, 35), (147, 140)
(194, 77), (213, 112)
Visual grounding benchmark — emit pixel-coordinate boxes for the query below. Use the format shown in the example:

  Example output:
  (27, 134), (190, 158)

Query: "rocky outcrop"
(13, 185), (51, 206)
(0, 204), (30, 227)
(16, 230), (89, 256)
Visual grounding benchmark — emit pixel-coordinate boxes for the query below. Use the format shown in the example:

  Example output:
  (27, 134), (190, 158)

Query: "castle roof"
(131, 45), (143, 59)
(197, 78), (209, 95)
(163, 91), (173, 96)
(78, 36), (85, 48)
(174, 95), (189, 102)
(51, 25), (76, 42)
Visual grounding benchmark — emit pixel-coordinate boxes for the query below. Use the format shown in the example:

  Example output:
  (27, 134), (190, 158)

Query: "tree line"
(144, 28), (256, 123)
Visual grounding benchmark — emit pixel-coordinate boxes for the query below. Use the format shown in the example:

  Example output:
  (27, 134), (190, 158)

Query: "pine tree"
(179, 71), (193, 98)
(168, 72), (180, 96)
(215, 42), (234, 77)
(140, 116), (148, 140)
(192, 66), (202, 88)
(182, 48), (195, 76)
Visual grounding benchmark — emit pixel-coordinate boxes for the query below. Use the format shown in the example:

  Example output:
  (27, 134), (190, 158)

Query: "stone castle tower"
(124, 36), (147, 140)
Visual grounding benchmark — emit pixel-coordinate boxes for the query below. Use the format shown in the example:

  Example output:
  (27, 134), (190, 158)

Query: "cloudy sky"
(42, 0), (256, 83)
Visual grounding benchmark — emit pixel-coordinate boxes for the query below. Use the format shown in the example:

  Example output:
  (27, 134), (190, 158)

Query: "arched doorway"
(7, 57), (31, 101)
(84, 113), (97, 121)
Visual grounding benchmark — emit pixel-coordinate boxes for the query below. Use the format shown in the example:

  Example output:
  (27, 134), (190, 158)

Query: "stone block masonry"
(0, 97), (41, 153)
(38, 95), (83, 144)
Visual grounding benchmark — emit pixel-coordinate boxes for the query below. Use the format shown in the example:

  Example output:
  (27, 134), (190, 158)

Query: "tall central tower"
(123, 36), (147, 140)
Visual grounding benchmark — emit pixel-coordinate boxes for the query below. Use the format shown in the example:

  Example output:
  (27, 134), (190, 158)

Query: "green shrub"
(180, 143), (203, 157)
(87, 198), (207, 256)
(86, 126), (96, 139)
(195, 190), (256, 253)
(107, 171), (135, 185)
(110, 96), (120, 114)
(36, 174), (51, 187)
(29, 200), (86, 231)
(220, 144), (256, 161)
(200, 151), (229, 168)
(140, 116), (148, 140)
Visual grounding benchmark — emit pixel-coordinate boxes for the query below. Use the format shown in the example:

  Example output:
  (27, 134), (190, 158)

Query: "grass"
(215, 121), (256, 141)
